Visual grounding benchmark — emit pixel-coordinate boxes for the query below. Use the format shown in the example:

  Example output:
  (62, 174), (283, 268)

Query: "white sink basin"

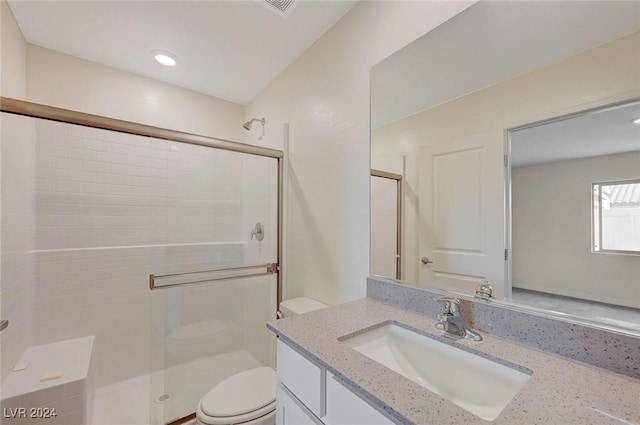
(342, 323), (531, 421)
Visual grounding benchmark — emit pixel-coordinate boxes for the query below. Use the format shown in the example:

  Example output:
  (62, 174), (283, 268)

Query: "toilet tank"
(279, 297), (327, 317)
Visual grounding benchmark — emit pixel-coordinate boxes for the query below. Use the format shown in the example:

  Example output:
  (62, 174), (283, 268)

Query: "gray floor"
(512, 288), (640, 333)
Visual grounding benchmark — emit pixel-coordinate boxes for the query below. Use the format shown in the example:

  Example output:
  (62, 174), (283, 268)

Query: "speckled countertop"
(267, 298), (640, 425)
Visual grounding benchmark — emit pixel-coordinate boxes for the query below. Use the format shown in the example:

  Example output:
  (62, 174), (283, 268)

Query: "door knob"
(421, 257), (433, 265)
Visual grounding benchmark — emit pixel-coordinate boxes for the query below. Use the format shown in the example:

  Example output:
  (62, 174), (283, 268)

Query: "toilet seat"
(196, 367), (276, 425)
(197, 401), (275, 425)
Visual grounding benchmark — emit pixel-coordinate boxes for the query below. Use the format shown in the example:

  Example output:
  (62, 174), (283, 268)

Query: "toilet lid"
(201, 367), (276, 418)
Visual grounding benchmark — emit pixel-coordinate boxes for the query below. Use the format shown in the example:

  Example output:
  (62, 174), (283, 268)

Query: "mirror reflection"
(370, 1), (640, 332)
(509, 100), (640, 331)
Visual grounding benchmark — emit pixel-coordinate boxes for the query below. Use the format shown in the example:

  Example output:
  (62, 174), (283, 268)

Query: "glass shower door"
(149, 145), (278, 425)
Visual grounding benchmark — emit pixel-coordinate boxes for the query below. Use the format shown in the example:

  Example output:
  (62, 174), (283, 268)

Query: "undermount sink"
(341, 323), (531, 421)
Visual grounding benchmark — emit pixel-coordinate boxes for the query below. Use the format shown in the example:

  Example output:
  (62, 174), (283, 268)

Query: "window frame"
(592, 178), (640, 256)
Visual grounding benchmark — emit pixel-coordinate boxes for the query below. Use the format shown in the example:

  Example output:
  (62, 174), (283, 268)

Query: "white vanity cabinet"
(276, 339), (395, 425)
(276, 384), (320, 425)
(324, 372), (393, 425)
(276, 339), (324, 421)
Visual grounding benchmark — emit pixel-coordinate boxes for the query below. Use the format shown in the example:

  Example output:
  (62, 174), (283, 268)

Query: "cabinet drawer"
(326, 372), (394, 425)
(277, 340), (324, 417)
(276, 384), (321, 425)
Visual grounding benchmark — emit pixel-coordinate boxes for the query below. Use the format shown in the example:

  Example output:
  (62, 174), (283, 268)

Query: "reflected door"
(418, 130), (505, 297)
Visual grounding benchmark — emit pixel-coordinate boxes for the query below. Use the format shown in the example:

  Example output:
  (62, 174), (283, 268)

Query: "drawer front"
(325, 372), (394, 425)
(276, 384), (321, 425)
(277, 340), (324, 417)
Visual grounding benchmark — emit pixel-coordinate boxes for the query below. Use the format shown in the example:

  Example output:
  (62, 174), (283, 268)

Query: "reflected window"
(593, 180), (640, 254)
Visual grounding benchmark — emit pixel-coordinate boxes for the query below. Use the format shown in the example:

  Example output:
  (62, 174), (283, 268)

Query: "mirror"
(370, 1), (640, 333)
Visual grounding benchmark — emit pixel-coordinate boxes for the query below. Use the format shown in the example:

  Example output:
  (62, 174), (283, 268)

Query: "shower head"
(243, 117), (265, 131)
(242, 118), (266, 140)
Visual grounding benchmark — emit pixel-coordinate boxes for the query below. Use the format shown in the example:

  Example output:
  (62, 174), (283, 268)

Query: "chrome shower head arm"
(242, 118), (266, 138)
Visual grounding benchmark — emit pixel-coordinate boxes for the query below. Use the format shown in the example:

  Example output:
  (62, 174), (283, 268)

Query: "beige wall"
(372, 32), (640, 284)
(246, 1), (474, 305)
(26, 45), (244, 141)
(512, 152), (640, 308)
(3, 0), (243, 140)
(0, 0), (26, 98)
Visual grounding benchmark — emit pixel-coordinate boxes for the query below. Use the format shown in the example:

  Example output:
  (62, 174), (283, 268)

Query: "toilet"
(195, 297), (327, 425)
(196, 367), (277, 425)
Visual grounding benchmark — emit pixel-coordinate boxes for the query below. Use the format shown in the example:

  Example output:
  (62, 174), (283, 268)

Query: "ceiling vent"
(263, 0), (296, 16)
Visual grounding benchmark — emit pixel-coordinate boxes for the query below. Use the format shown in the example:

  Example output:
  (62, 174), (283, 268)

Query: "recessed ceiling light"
(153, 50), (177, 67)
(633, 118), (640, 125)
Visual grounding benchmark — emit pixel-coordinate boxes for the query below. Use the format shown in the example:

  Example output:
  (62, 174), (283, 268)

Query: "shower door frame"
(0, 96), (285, 313)
(371, 169), (403, 280)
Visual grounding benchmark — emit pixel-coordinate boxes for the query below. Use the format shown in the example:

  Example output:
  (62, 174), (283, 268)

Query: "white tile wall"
(12, 116), (277, 389)
(32, 119), (246, 250)
(1, 113), (35, 382)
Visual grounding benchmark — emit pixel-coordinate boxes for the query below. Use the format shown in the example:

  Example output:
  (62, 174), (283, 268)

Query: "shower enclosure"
(0, 97), (282, 425)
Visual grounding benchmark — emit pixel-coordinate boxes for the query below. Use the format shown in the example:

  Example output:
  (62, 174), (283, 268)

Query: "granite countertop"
(267, 298), (640, 425)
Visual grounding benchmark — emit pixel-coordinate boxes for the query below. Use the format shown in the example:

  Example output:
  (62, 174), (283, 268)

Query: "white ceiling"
(8, 0), (356, 105)
(511, 101), (640, 168)
(371, 1), (640, 129)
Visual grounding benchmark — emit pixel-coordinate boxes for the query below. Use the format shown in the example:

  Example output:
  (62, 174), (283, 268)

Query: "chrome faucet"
(435, 296), (482, 341)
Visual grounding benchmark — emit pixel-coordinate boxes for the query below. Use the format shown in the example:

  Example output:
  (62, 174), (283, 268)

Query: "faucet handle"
(435, 296), (460, 315)
(475, 281), (493, 300)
